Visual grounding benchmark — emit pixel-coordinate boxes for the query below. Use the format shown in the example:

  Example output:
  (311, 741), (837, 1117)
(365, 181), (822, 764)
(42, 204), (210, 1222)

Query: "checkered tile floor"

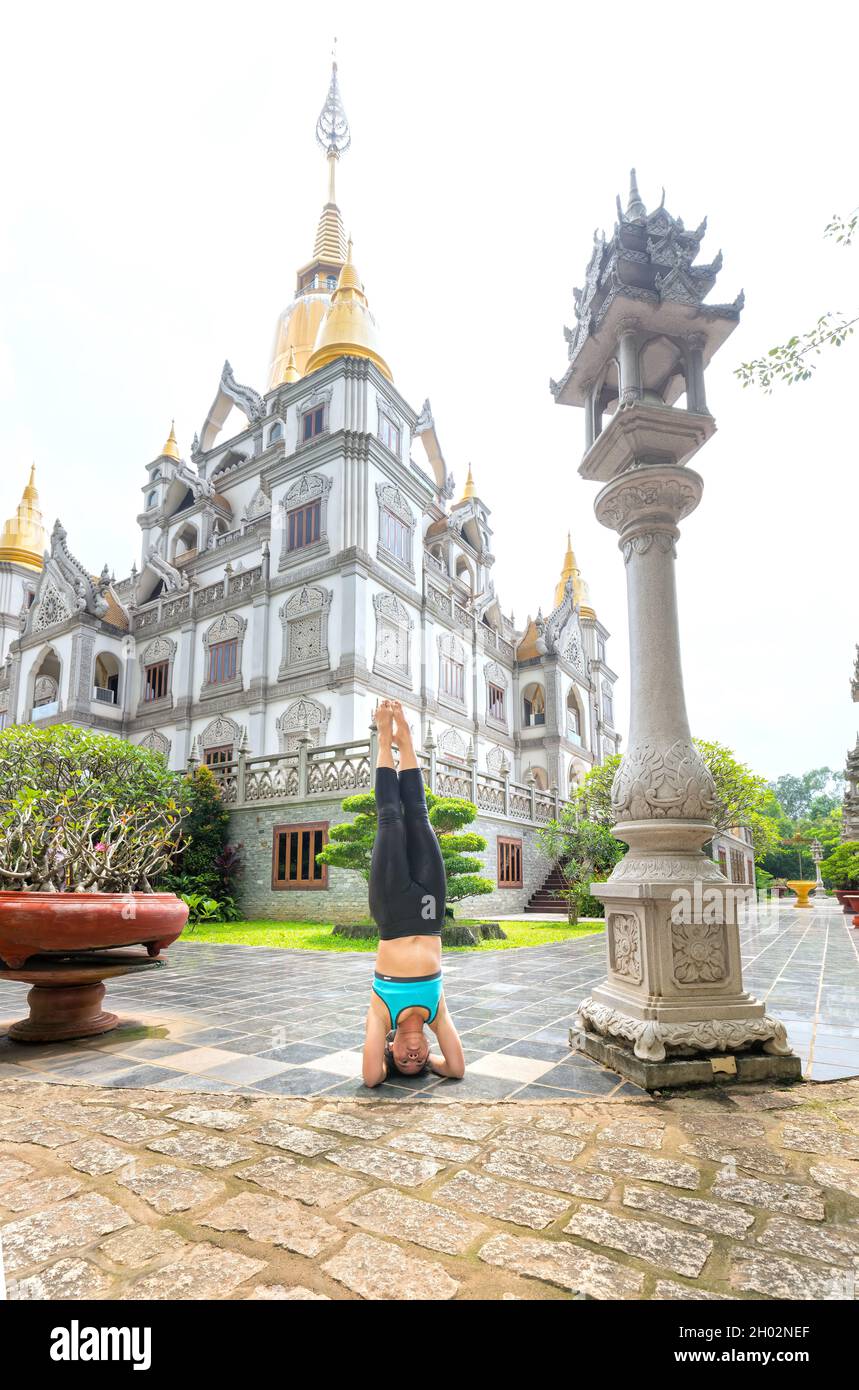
(1, 904), (856, 1099)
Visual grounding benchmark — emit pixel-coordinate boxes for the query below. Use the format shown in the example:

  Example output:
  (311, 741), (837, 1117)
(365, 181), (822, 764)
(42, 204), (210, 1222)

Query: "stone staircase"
(524, 865), (570, 915)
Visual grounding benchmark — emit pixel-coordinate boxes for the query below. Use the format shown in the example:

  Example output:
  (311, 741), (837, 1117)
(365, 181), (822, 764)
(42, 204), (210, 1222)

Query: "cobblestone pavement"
(2, 1076), (858, 1300)
(2, 905), (856, 1100)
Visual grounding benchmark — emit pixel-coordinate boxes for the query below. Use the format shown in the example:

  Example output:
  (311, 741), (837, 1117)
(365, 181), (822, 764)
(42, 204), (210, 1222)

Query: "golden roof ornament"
(554, 529), (595, 616)
(282, 346), (300, 383)
(305, 238), (392, 380)
(161, 421), (181, 461)
(0, 464), (47, 571)
(460, 465), (476, 502)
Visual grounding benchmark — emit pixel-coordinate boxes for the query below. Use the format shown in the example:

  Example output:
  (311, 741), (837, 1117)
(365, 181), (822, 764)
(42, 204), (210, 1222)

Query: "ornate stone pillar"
(574, 462), (798, 1084)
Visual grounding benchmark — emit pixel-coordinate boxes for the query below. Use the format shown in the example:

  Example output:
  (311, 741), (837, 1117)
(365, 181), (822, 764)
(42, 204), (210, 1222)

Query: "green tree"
(736, 208), (857, 391)
(768, 768), (844, 821)
(317, 787), (493, 916)
(573, 739), (779, 860)
(537, 813), (624, 922)
(819, 841), (859, 891)
(156, 765), (243, 919)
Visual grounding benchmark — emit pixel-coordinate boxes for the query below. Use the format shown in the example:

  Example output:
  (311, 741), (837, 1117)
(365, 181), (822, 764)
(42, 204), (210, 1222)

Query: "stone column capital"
(594, 464), (703, 547)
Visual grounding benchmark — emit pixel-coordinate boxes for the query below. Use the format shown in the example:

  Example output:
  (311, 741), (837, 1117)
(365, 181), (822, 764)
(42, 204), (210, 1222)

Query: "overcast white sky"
(1, 0), (855, 781)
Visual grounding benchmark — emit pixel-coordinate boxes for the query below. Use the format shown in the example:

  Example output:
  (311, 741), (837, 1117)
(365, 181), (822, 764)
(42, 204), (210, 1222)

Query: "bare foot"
(374, 701), (394, 740)
(390, 702), (413, 748)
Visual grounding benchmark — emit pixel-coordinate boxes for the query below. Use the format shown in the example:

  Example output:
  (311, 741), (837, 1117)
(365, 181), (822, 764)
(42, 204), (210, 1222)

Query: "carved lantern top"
(551, 170), (744, 410)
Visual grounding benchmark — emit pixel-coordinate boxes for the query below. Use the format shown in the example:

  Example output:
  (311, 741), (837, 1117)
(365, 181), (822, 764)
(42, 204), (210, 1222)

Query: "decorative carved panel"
(608, 913), (642, 984)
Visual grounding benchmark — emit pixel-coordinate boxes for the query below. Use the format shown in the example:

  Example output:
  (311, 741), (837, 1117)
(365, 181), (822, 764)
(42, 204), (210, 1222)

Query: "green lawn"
(181, 919), (605, 952)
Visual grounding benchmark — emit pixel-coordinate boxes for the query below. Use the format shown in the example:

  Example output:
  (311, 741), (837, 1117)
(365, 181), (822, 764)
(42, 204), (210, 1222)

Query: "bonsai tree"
(0, 725), (187, 893)
(537, 812), (624, 923)
(317, 786), (493, 917)
(819, 842), (859, 891)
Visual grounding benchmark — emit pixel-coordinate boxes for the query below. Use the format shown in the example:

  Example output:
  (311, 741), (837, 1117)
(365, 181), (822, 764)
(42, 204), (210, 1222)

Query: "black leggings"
(369, 768), (446, 939)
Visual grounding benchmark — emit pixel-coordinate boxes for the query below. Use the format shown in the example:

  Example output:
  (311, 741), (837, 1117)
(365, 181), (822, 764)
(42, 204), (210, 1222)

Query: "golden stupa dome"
(554, 531), (595, 617)
(305, 240), (392, 381)
(269, 291), (335, 388)
(0, 465), (47, 571)
(161, 421), (181, 461)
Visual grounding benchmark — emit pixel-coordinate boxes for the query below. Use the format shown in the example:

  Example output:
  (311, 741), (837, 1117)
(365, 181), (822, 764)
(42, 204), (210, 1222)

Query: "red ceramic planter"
(842, 892), (859, 929)
(0, 892), (189, 969)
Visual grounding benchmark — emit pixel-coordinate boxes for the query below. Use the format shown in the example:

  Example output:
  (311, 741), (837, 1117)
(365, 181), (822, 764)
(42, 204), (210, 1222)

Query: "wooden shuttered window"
(272, 823), (329, 890)
(497, 836), (523, 888)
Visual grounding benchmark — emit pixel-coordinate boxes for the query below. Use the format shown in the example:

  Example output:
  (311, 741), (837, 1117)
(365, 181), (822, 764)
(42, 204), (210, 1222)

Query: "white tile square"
(157, 1046), (246, 1075)
(311, 1049), (365, 1078)
(466, 1053), (555, 1083)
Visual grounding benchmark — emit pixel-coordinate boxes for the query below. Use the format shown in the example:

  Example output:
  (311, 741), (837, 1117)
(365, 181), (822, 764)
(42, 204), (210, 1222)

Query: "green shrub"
(0, 724), (186, 892)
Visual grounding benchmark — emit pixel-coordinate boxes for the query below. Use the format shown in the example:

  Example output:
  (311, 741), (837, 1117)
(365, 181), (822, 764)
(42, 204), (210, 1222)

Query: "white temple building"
(0, 67), (622, 917)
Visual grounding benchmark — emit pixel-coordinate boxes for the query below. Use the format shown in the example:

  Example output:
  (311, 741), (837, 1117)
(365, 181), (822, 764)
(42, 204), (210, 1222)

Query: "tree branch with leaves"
(736, 207), (857, 391)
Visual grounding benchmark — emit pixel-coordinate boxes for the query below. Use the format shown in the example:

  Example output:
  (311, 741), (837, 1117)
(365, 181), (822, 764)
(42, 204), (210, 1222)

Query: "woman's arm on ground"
(428, 1000), (466, 1079)
(362, 1005), (389, 1087)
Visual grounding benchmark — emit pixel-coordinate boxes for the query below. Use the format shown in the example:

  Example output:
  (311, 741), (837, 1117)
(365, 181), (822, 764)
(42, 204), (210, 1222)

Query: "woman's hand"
(362, 1004), (389, 1088)
(428, 1001), (466, 1080)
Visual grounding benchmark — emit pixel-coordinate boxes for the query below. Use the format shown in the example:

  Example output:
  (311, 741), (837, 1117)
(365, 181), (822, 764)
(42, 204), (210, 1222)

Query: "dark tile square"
(100, 1064), (186, 1088)
(536, 1063), (620, 1095)
(251, 1067), (344, 1096)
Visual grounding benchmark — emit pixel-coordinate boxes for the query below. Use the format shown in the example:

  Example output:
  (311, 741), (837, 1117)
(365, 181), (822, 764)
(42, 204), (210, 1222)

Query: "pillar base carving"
(575, 996), (792, 1064)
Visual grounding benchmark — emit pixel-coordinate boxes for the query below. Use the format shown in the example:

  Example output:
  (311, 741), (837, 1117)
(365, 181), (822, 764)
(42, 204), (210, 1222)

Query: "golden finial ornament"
(161, 421), (181, 461)
(282, 346), (300, 383)
(460, 465), (476, 502)
(554, 529), (595, 616)
(0, 464), (47, 570)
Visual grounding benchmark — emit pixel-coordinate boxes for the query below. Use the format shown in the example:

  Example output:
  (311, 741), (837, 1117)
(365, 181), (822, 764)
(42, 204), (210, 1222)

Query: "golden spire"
(161, 421), (181, 461)
(460, 465), (476, 502)
(313, 151), (348, 262)
(305, 239), (393, 380)
(282, 346), (300, 384)
(0, 464), (47, 571)
(267, 60), (352, 391)
(554, 530), (595, 616)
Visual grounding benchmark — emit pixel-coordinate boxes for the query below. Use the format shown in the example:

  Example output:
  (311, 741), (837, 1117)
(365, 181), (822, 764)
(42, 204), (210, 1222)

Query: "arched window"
(522, 682), (546, 728)
(326, 274), (337, 290)
(146, 491), (157, 509)
(268, 421), (284, 447)
(31, 648), (61, 719)
(93, 652), (121, 706)
(172, 523), (198, 562)
(151, 467), (161, 481)
(455, 556), (474, 592)
(566, 687), (584, 743)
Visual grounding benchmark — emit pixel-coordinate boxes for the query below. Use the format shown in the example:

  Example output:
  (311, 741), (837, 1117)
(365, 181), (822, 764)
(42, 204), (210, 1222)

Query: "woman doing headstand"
(362, 700), (465, 1088)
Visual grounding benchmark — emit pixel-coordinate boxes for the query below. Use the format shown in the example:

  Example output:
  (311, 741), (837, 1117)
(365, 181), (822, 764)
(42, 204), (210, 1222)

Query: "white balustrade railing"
(210, 733), (568, 827)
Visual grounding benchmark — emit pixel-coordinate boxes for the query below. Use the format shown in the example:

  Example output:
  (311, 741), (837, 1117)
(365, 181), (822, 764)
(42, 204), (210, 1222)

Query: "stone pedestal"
(571, 460), (795, 1084)
(1, 952), (164, 1043)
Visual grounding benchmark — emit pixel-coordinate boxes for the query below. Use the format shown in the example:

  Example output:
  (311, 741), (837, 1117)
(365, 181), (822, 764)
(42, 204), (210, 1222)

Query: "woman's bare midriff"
(375, 935), (442, 978)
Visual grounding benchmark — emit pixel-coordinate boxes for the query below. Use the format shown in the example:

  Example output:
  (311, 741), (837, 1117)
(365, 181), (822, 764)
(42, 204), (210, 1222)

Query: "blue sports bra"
(372, 970), (442, 1028)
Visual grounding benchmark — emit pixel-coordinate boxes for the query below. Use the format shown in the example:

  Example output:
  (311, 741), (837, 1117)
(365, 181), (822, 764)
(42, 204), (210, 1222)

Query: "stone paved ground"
(3, 904), (856, 1099)
(2, 1076), (859, 1300)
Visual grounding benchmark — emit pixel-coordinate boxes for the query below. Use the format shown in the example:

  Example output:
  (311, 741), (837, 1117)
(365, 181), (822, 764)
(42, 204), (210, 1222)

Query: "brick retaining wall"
(230, 802), (554, 923)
